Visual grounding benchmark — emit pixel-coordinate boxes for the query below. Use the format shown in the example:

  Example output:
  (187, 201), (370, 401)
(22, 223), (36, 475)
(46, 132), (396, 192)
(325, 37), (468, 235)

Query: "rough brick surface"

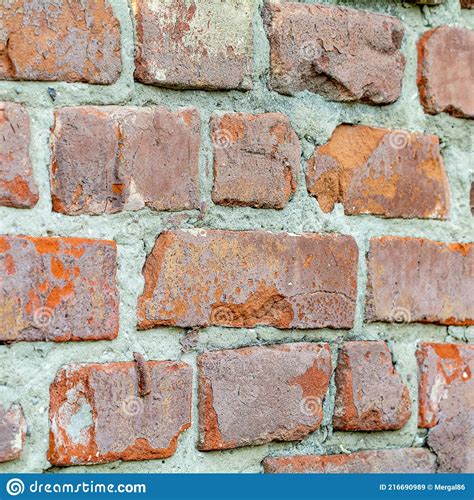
(0, 236), (118, 343)
(263, 449), (437, 473)
(417, 343), (474, 472)
(417, 26), (474, 119)
(264, 2), (405, 104)
(211, 112), (300, 209)
(306, 124), (449, 219)
(0, 404), (27, 463)
(138, 230), (358, 330)
(366, 237), (474, 326)
(48, 361), (192, 465)
(333, 341), (411, 431)
(133, 0), (253, 90)
(198, 343), (331, 450)
(51, 106), (201, 215)
(0, 103), (38, 208)
(0, 0), (121, 84)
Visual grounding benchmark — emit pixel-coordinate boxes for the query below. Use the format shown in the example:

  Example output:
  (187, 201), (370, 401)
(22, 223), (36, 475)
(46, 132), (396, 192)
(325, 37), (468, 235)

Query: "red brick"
(211, 112), (300, 209)
(0, 0), (121, 84)
(333, 341), (411, 431)
(417, 343), (472, 428)
(138, 230), (358, 330)
(133, 0), (253, 90)
(263, 449), (436, 473)
(51, 106), (201, 215)
(366, 237), (474, 326)
(306, 124), (449, 219)
(198, 343), (331, 450)
(0, 103), (38, 208)
(417, 26), (474, 119)
(264, 2), (405, 104)
(0, 236), (118, 343)
(0, 404), (27, 463)
(48, 360), (192, 465)
(417, 343), (474, 472)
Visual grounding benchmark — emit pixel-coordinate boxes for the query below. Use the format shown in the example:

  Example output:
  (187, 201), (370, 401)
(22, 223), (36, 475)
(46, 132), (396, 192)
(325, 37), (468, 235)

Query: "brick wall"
(0, 0), (473, 474)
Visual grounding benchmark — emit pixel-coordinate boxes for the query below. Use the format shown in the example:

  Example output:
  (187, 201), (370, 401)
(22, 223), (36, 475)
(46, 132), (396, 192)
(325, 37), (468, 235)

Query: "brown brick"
(0, 236), (118, 343)
(133, 0), (253, 90)
(0, 0), (121, 84)
(333, 341), (411, 431)
(198, 343), (331, 451)
(366, 237), (474, 326)
(0, 404), (27, 463)
(264, 2), (405, 104)
(417, 26), (474, 119)
(306, 124), (449, 219)
(263, 449), (436, 473)
(0, 103), (38, 208)
(417, 343), (474, 472)
(48, 360), (192, 465)
(51, 106), (201, 215)
(138, 230), (358, 330)
(461, 0), (473, 7)
(211, 112), (300, 209)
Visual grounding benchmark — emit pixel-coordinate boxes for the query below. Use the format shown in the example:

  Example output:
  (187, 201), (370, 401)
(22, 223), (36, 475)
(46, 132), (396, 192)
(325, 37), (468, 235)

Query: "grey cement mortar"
(0, 0), (473, 473)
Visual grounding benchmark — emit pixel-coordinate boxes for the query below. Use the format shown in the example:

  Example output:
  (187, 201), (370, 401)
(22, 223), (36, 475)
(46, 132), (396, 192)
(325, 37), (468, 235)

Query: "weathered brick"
(133, 0), (253, 90)
(417, 26), (474, 119)
(263, 449), (436, 473)
(198, 343), (331, 450)
(366, 237), (474, 326)
(0, 0), (121, 84)
(264, 2), (405, 104)
(306, 125), (449, 219)
(0, 103), (38, 208)
(417, 343), (473, 427)
(0, 236), (118, 343)
(138, 230), (358, 330)
(0, 404), (27, 463)
(417, 343), (474, 472)
(211, 112), (300, 209)
(51, 106), (201, 215)
(333, 341), (411, 431)
(48, 360), (192, 465)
